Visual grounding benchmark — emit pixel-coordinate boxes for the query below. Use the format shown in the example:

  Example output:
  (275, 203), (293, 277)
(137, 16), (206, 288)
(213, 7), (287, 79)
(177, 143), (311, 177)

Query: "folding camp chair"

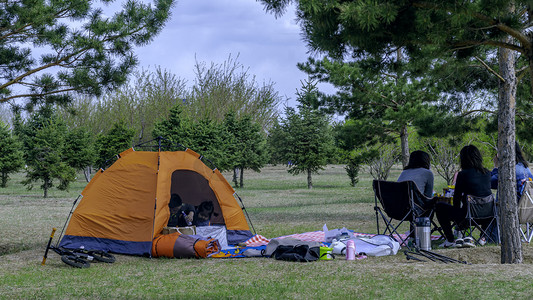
(373, 180), (439, 249)
(519, 180), (533, 243)
(457, 194), (500, 245)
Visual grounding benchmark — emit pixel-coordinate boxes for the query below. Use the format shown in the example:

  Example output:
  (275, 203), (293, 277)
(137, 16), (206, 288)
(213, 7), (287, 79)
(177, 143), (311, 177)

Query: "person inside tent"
(194, 200), (214, 226)
(167, 193), (196, 227)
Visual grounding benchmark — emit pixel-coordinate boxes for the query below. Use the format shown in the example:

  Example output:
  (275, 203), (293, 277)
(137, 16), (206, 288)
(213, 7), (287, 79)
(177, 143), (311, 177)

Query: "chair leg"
(520, 223), (533, 243)
(529, 223), (533, 243)
(374, 207), (414, 249)
(430, 219), (445, 239)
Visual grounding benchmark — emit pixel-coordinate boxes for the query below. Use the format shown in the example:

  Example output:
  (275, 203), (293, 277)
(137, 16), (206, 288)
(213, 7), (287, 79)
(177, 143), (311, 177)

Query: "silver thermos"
(415, 217), (431, 251)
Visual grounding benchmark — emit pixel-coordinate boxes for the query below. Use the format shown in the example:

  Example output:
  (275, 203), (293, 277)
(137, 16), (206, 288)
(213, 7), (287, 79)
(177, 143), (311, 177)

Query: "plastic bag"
(352, 235), (400, 256)
(323, 224), (353, 243)
(195, 225), (228, 249)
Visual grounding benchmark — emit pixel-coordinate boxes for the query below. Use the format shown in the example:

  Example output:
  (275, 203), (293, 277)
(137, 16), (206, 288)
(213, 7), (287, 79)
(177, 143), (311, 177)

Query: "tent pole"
(235, 192), (256, 234)
(54, 194), (82, 247)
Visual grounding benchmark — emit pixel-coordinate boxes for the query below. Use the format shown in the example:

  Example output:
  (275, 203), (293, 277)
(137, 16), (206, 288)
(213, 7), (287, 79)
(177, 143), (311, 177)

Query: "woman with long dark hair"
(435, 145), (492, 248)
(397, 150), (434, 198)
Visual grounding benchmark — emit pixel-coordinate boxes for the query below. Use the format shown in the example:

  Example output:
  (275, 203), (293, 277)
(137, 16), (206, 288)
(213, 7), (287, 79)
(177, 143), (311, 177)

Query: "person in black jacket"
(167, 193), (196, 227)
(435, 145), (492, 248)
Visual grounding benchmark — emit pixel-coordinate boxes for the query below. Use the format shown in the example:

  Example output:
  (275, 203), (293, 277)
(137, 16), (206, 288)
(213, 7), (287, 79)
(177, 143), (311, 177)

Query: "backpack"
(271, 245), (321, 262)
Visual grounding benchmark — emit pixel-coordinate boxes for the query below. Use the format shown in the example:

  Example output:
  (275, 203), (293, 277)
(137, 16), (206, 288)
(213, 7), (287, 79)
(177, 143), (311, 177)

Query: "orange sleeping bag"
(152, 233), (220, 258)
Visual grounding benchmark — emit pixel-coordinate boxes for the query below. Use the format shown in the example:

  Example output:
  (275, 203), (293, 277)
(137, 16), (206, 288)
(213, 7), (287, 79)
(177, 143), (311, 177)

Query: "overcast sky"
(134, 0), (326, 108)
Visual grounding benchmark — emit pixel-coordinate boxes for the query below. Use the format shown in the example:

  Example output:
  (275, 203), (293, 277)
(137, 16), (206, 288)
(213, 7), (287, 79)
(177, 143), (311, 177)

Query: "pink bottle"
(346, 240), (356, 261)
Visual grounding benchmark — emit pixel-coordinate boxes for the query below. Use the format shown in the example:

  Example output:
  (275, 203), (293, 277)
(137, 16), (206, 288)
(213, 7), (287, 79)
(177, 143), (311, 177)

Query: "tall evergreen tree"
(299, 54), (440, 167)
(268, 80), (335, 189)
(19, 107), (75, 197)
(64, 127), (95, 182)
(0, 122), (24, 187)
(223, 112), (267, 188)
(94, 120), (135, 169)
(1, 0), (175, 110)
(151, 105), (194, 150)
(152, 105), (232, 169)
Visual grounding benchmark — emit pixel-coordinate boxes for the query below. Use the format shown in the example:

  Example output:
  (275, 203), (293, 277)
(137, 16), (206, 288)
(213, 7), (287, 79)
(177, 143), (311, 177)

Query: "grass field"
(1, 165), (532, 299)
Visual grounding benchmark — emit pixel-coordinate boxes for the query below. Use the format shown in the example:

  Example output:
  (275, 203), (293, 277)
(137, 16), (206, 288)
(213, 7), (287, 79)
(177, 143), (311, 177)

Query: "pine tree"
(223, 112), (267, 188)
(64, 127), (95, 182)
(269, 80), (335, 189)
(1, 0), (174, 109)
(299, 54), (440, 167)
(0, 123), (24, 187)
(152, 105), (231, 169)
(94, 121), (135, 169)
(20, 107), (75, 197)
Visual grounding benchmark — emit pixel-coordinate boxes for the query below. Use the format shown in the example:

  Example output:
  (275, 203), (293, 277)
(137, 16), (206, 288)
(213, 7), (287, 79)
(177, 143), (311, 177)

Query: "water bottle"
(346, 240), (356, 260)
(415, 217), (431, 251)
(182, 211), (192, 226)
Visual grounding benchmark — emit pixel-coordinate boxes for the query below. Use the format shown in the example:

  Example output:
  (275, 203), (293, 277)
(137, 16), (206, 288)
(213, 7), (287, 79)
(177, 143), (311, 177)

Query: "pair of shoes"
(439, 240), (455, 248)
(453, 238), (464, 248)
(478, 237), (487, 246)
(462, 237), (476, 248)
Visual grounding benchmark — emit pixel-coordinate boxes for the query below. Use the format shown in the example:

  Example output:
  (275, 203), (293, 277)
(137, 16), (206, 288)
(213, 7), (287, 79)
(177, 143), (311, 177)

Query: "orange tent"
(59, 148), (252, 256)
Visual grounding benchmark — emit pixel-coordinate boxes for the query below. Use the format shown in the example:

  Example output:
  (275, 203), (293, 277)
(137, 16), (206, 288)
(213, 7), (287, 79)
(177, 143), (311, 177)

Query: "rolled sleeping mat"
(152, 232), (220, 258)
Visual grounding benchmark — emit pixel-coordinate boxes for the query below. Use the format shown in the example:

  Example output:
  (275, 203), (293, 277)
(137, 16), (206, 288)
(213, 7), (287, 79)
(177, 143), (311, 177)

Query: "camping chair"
(456, 194), (500, 245)
(373, 180), (439, 249)
(519, 180), (533, 243)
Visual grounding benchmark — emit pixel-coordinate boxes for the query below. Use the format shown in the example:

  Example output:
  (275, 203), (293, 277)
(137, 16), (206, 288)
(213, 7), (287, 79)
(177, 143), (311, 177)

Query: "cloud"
(134, 0), (322, 105)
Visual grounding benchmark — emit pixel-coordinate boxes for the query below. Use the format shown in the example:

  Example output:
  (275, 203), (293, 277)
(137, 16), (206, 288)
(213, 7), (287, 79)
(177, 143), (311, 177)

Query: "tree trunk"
(1, 172), (7, 188)
(307, 168), (313, 189)
(498, 42), (522, 264)
(239, 167), (244, 188)
(400, 125), (409, 168)
(84, 166), (91, 182)
(232, 167), (239, 188)
(43, 178), (50, 198)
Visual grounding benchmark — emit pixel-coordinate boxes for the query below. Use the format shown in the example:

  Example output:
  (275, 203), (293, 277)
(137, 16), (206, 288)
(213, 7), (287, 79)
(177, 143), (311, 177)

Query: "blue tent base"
(59, 235), (152, 256)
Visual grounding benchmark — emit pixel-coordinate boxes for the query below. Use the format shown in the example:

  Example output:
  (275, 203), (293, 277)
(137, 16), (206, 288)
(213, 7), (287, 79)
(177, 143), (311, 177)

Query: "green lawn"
(0, 165), (532, 299)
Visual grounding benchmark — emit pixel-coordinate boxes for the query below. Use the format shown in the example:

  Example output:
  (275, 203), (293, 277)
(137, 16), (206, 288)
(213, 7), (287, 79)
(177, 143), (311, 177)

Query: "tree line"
(1, 71), (518, 199)
(0, 68), (339, 196)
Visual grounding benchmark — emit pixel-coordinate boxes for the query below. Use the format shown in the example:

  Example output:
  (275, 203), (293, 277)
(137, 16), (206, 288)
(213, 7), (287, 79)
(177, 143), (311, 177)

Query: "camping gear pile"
(44, 142), (417, 267)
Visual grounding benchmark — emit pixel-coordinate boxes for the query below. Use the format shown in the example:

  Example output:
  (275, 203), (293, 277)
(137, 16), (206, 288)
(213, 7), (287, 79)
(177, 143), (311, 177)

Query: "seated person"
(490, 141), (533, 202)
(194, 200), (214, 226)
(167, 193), (196, 227)
(435, 145), (492, 248)
(397, 150), (434, 199)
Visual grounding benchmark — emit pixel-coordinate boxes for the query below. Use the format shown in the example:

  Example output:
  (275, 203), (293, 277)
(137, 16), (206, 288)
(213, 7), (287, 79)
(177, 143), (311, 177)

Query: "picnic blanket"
(243, 231), (441, 247)
(211, 230), (441, 258)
